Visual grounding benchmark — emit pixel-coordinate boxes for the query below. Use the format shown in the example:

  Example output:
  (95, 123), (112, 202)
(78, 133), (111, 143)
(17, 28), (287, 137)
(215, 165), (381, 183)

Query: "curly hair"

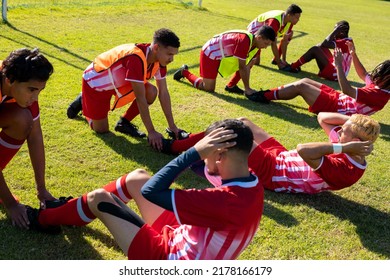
(370, 60), (390, 90)
(1, 48), (53, 83)
(153, 28), (180, 49)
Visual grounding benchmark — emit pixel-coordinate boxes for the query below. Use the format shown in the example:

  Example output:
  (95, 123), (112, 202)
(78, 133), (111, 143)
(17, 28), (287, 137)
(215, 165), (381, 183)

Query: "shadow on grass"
(265, 191), (390, 258)
(1, 22), (89, 71)
(0, 219), (122, 260)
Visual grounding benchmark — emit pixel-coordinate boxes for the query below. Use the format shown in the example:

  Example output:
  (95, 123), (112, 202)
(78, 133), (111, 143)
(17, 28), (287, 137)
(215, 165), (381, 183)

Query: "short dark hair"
(255, 25), (276, 42)
(370, 60), (390, 90)
(1, 48), (53, 83)
(153, 28), (180, 49)
(205, 119), (253, 155)
(286, 4), (302, 15)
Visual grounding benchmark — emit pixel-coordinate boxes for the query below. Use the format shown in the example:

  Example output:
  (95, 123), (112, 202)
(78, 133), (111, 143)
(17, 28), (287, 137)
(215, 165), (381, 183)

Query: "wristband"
(333, 143), (343, 154)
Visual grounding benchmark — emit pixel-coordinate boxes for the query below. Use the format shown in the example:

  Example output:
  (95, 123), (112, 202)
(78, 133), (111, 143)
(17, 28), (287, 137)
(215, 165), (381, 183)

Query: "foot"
(245, 90), (270, 104)
(225, 85), (244, 94)
(271, 59), (278, 65)
(45, 196), (73, 209)
(159, 138), (178, 155)
(173, 64), (188, 81)
(67, 93), (82, 119)
(165, 128), (190, 140)
(26, 206), (62, 234)
(280, 65), (300, 73)
(114, 117), (146, 138)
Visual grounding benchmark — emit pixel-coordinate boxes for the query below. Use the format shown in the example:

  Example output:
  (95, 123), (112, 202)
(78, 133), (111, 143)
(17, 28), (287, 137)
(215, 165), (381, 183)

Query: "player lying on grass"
(289, 20), (353, 80)
(0, 48), (57, 230)
(154, 113), (380, 194)
(245, 42), (390, 116)
(28, 119), (265, 260)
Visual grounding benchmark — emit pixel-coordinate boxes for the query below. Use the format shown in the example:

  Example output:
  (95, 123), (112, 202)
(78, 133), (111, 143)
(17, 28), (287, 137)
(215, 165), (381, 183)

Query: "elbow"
(296, 143), (306, 157)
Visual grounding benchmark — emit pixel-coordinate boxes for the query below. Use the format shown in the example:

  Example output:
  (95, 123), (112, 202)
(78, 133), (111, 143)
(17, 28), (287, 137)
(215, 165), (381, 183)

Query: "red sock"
(264, 86), (284, 100)
(39, 174), (132, 226)
(291, 57), (306, 69)
(0, 131), (25, 170)
(226, 71), (241, 87)
(183, 69), (203, 89)
(171, 132), (205, 154)
(122, 101), (140, 121)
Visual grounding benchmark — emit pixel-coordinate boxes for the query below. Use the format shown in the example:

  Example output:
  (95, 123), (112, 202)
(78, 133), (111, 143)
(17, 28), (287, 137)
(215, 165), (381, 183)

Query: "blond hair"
(349, 114), (380, 142)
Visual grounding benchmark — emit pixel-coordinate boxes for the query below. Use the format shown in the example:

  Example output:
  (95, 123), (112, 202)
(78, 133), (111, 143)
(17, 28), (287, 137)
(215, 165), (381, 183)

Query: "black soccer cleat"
(26, 206), (62, 235)
(114, 117), (146, 138)
(225, 85), (244, 94)
(173, 64), (188, 81)
(166, 128), (190, 140)
(245, 90), (270, 104)
(67, 93), (82, 119)
(45, 196), (73, 209)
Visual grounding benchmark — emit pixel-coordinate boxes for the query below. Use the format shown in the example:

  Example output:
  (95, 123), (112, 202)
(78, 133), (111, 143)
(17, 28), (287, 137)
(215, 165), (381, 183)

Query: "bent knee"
(4, 105), (34, 139)
(87, 189), (111, 209)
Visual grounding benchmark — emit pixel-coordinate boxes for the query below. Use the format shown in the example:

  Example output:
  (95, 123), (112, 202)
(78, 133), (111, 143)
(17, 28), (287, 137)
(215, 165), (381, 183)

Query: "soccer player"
(172, 26), (275, 95)
(32, 119), (264, 260)
(225, 4), (302, 94)
(0, 48), (56, 229)
(245, 42), (390, 116)
(289, 20), (353, 80)
(247, 4), (302, 70)
(154, 113), (380, 194)
(66, 28), (188, 151)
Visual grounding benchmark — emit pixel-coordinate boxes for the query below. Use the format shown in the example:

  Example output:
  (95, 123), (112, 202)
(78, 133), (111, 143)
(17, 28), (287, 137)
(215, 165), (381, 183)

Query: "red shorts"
(127, 210), (178, 260)
(309, 84), (340, 114)
(248, 137), (287, 186)
(199, 50), (221, 79)
(81, 80), (116, 120)
(318, 48), (337, 81)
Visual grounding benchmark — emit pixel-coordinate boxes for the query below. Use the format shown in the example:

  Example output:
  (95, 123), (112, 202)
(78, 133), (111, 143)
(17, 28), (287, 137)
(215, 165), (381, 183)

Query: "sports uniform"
(81, 43), (166, 120)
(318, 38), (353, 81)
(200, 31), (254, 79)
(192, 128), (366, 194)
(131, 147), (264, 260)
(0, 70), (40, 170)
(309, 75), (390, 115)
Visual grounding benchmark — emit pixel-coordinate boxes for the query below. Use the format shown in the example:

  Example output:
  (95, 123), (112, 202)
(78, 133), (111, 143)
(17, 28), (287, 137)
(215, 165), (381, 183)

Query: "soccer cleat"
(245, 90), (270, 104)
(67, 93), (82, 119)
(225, 85), (244, 94)
(45, 196), (73, 209)
(173, 64), (188, 81)
(280, 65), (300, 73)
(271, 59), (278, 65)
(165, 128), (190, 140)
(114, 117), (146, 138)
(26, 206), (62, 235)
(160, 138), (178, 155)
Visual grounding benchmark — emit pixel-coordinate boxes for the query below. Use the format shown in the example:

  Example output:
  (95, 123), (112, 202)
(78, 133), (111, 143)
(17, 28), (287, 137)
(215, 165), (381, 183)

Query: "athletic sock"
(171, 132), (205, 154)
(264, 86), (284, 100)
(122, 101), (140, 121)
(291, 57), (306, 69)
(226, 71), (241, 87)
(0, 131), (25, 170)
(38, 174), (132, 226)
(183, 69), (203, 89)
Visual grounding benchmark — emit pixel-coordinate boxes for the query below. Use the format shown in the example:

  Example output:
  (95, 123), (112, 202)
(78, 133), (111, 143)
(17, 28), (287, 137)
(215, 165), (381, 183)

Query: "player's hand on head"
(345, 140), (373, 156)
(194, 127), (237, 159)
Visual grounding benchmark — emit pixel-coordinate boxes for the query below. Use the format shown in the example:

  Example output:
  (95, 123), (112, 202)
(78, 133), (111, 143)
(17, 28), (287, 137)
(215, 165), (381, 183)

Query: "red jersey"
(202, 32), (251, 61)
(82, 43), (167, 91)
(337, 75), (390, 115)
(166, 174), (263, 259)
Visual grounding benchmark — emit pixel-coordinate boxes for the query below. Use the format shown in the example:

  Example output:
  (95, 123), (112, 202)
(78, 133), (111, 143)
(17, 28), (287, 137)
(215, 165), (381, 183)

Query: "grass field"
(0, 0), (389, 260)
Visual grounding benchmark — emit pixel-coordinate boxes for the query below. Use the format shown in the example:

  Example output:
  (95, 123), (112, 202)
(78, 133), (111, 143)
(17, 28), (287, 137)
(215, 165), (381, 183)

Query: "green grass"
(0, 0), (389, 260)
